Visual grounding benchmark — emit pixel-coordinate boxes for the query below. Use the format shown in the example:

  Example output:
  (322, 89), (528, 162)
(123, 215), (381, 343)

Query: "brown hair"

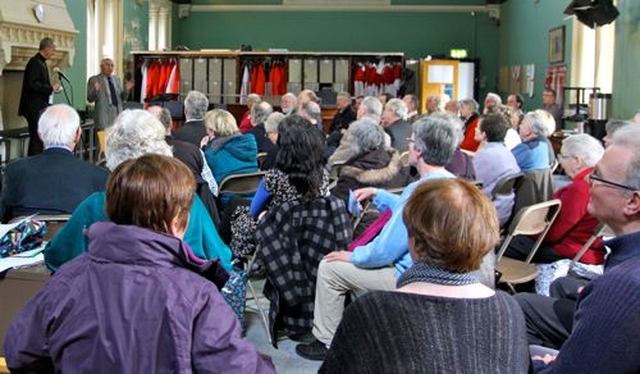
(106, 154), (195, 234)
(402, 179), (499, 273)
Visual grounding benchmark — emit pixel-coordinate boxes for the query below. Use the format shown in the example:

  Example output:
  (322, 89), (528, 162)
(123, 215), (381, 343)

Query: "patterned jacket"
(255, 194), (352, 347)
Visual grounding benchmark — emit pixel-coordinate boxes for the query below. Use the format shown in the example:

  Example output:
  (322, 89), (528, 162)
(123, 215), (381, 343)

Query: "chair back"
(257, 152), (268, 169)
(97, 130), (107, 155)
(509, 169), (554, 226)
(491, 172), (524, 199)
(496, 199), (562, 263)
(569, 223), (612, 268)
(218, 171), (266, 195)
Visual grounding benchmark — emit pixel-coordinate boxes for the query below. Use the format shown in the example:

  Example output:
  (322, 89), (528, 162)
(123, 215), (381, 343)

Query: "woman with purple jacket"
(3, 155), (274, 374)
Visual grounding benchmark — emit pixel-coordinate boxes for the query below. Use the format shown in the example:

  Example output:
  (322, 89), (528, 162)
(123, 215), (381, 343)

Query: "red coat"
(460, 115), (480, 152)
(238, 111), (253, 134)
(542, 167), (605, 264)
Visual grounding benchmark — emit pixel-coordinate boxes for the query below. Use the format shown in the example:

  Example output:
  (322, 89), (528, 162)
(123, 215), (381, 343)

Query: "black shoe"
(287, 330), (315, 343)
(296, 339), (328, 361)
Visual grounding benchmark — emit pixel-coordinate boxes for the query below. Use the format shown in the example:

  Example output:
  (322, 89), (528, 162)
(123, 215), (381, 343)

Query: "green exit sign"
(450, 49), (468, 59)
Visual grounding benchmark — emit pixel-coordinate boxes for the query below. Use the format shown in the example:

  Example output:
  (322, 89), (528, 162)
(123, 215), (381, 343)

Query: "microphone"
(53, 67), (70, 82)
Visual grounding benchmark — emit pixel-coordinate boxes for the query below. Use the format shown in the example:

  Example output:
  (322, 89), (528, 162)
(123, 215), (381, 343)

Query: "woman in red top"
(459, 98), (481, 152)
(504, 134), (606, 265)
(239, 94), (261, 134)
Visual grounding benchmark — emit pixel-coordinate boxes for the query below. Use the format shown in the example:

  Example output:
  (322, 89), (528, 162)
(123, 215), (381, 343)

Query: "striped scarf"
(397, 261), (479, 288)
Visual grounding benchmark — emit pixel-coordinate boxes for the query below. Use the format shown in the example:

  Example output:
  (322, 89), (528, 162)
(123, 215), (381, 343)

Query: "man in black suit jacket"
(246, 101), (275, 153)
(1, 104), (109, 223)
(19, 37), (62, 156)
(172, 90), (208, 146)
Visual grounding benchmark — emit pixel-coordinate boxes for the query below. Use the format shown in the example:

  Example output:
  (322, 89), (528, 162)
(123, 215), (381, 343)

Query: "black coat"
(19, 53), (53, 120)
(330, 106), (356, 133)
(172, 119), (207, 147)
(1, 148), (109, 222)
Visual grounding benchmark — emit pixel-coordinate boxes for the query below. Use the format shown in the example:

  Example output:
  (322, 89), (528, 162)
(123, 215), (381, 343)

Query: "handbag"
(0, 218), (46, 258)
(221, 270), (248, 323)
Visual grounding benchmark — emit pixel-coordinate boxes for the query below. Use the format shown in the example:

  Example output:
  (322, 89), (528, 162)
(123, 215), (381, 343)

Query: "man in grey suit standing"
(87, 58), (133, 130)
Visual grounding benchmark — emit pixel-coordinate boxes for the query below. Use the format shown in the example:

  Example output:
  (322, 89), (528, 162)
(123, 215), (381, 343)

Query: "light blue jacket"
(349, 170), (455, 277)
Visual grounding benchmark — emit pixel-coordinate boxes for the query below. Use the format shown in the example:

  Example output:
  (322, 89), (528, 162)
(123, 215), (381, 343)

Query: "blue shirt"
(511, 137), (550, 172)
(349, 169), (455, 277)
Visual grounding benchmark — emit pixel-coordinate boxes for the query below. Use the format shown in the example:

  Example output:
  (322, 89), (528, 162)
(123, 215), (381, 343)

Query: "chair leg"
(245, 251), (273, 346)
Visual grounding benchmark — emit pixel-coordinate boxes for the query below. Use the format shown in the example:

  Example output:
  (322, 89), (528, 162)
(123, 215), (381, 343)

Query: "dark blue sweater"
(539, 231), (640, 373)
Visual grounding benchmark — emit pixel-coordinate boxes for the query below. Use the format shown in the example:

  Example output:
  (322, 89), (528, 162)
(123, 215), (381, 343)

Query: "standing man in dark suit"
(1, 104), (109, 223)
(87, 58), (133, 130)
(19, 37), (62, 156)
(172, 90), (209, 146)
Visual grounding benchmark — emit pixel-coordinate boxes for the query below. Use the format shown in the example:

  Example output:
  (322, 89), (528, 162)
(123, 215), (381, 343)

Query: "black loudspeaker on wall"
(564, 0), (620, 28)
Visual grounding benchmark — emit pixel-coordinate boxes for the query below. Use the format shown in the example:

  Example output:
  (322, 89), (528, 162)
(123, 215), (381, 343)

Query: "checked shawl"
(255, 194), (352, 346)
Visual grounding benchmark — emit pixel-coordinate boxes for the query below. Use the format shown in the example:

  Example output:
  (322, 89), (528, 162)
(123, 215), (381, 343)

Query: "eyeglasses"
(556, 154), (574, 161)
(588, 172), (638, 192)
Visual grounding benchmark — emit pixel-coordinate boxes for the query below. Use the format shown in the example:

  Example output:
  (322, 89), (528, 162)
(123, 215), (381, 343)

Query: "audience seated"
(246, 101), (275, 153)
(201, 109), (258, 184)
(459, 98), (481, 152)
(44, 109), (232, 272)
(3, 154), (274, 373)
(328, 96), (388, 170)
(280, 92), (297, 115)
(149, 105), (220, 227)
(381, 98), (411, 152)
(486, 103), (522, 150)
(402, 94), (420, 123)
(331, 119), (406, 204)
(483, 92), (502, 114)
(296, 113), (461, 361)
(0, 104), (108, 223)
(320, 179), (529, 373)
(473, 113), (521, 226)
(329, 92), (356, 135)
(511, 110), (554, 172)
(504, 134), (605, 264)
(229, 115), (330, 259)
(172, 90), (208, 146)
(444, 99), (460, 116)
(239, 94), (261, 133)
(260, 111), (285, 170)
(518, 125), (640, 372)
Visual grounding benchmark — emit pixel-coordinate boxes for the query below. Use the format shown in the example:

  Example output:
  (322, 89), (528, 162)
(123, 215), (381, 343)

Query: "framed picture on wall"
(549, 26), (565, 64)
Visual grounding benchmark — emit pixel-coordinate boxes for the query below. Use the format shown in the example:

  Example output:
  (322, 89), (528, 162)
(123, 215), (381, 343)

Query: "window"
(570, 18), (615, 95)
(87, 0), (124, 78)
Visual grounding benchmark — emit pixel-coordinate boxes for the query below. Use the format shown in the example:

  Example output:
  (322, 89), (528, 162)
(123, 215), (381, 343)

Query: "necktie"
(107, 76), (118, 106)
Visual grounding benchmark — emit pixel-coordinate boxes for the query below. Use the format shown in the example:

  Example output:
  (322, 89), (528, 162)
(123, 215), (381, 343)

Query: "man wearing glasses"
(517, 124), (640, 372)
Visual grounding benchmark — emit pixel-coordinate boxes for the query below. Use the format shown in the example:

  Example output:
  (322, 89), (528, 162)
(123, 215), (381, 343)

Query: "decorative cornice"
(0, 23), (77, 74)
(190, 4), (493, 13)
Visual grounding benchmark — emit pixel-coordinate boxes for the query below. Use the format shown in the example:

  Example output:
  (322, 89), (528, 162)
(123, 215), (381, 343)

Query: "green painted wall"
(61, 0), (86, 110)
(175, 6), (500, 100)
(612, 0), (640, 118)
(498, 0), (573, 111)
(123, 0), (149, 63)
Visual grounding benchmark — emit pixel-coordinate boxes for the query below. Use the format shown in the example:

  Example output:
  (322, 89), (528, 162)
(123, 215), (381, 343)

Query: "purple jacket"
(4, 222), (274, 374)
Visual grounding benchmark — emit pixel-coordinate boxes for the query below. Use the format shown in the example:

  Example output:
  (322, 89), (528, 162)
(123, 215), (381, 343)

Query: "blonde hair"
(204, 109), (239, 137)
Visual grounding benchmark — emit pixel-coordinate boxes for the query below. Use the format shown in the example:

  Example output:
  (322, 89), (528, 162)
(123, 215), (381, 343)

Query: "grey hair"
(38, 104), (80, 147)
(348, 119), (385, 155)
(385, 98), (408, 121)
(337, 91), (352, 101)
(611, 124), (640, 190)
(361, 96), (383, 122)
(605, 119), (634, 137)
(459, 98), (479, 112)
(413, 113), (463, 166)
(524, 110), (554, 137)
(561, 134), (604, 167)
(247, 94), (261, 106)
(403, 94), (419, 112)
(265, 112), (285, 133)
(39, 37), (55, 50)
(105, 109), (172, 171)
(485, 92), (502, 106)
(251, 101), (273, 125)
(147, 105), (172, 130)
(184, 90), (209, 120)
(301, 101), (322, 124)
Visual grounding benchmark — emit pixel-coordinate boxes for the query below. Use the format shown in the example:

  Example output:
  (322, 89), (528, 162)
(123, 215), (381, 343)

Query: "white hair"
(265, 112), (285, 133)
(524, 110), (555, 137)
(561, 133), (604, 167)
(184, 90), (209, 120)
(105, 109), (172, 171)
(38, 104), (80, 147)
(385, 98), (408, 121)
